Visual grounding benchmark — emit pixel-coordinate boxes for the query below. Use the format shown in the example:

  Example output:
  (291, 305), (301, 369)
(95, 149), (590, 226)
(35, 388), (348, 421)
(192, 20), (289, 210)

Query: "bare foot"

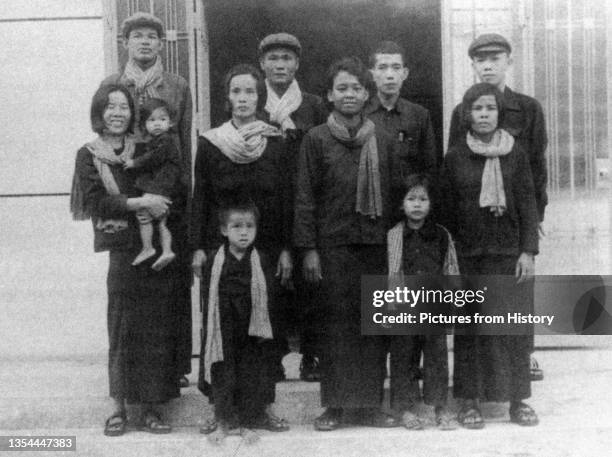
(240, 427), (260, 445)
(207, 425), (227, 446)
(132, 248), (156, 266)
(152, 252), (176, 271)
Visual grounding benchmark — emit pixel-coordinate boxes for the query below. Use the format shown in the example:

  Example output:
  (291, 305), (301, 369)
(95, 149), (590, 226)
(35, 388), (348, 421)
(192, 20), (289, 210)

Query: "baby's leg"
(151, 216), (176, 271)
(132, 209), (156, 265)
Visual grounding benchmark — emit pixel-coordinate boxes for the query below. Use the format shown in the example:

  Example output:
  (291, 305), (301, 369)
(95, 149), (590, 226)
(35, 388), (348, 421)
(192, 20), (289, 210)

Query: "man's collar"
(365, 94), (403, 114)
(503, 87), (520, 110)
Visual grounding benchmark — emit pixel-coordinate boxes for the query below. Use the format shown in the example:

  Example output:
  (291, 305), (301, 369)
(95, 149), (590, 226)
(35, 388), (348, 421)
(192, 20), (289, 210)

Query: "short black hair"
(460, 82), (505, 131)
(326, 56), (372, 91)
(369, 41), (407, 68)
(217, 198), (260, 228)
(90, 84), (135, 135)
(138, 98), (175, 132)
(401, 173), (436, 205)
(222, 63), (266, 117)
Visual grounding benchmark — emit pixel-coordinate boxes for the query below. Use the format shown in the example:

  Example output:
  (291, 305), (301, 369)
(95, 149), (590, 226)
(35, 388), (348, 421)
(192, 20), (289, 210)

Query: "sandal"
(457, 405), (485, 430)
(435, 409), (458, 431)
(104, 411), (127, 437)
(314, 408), (342, 431)
(142, 411), (172, 434)
(400, 411), (424, 430)
(179, 376), (190, 388)
(252, 412), (290, 432)
(530, 356), (544, 381)
(356, 409), (400, 428)
(510, 402), (539, 426)
(199, 418), (218, 435)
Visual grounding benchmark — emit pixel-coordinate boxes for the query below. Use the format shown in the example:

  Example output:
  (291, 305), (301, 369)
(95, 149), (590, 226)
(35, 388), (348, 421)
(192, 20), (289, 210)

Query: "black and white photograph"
(1, 0), (611, 456)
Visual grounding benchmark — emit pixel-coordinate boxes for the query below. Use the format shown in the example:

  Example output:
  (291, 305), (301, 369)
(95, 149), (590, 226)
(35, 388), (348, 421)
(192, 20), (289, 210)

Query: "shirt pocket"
(394, 136), (418, 179)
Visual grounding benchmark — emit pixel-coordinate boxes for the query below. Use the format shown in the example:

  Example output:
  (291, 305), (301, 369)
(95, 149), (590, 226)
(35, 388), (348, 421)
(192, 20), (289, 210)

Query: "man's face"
(471, 51), (512, 89)
(260, 48), (299, 87)
(370, 53), (408, 97)
(327, 71), (369, 116)
(124, 26), (163, 64)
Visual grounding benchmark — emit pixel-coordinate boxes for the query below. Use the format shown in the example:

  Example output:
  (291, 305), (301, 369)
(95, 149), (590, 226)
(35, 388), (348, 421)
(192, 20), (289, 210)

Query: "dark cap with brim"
(121, 12), (164, 39)
(259, 33), (301, 57)
(468, 33), (512, 58)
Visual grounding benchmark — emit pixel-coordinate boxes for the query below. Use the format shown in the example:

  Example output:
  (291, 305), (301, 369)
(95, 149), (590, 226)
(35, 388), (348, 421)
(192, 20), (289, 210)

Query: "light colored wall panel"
(0, 19), (105, 194)
(0, 0), (101, 19)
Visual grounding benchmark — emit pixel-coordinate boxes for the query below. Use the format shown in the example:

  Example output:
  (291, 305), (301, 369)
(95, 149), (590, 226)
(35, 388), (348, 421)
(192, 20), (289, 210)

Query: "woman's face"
(327, 70), (369, 116)
(103, 91), (132, 136)
(470, 94), (498, 137)
(228, 74), (258, 121)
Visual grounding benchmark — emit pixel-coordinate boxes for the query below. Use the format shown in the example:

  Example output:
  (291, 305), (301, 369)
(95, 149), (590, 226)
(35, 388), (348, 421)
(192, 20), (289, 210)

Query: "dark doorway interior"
(204, 0), (443, 160)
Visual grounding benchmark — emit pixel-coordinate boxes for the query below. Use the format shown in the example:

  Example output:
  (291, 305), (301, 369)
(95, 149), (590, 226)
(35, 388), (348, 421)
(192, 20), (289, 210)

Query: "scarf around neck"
(121, 57), (164, 103)
(265, 79), (302, 133)
(466, 129), (514, 217)
(70, 136), (136, 233)
(327, 113), (383, 218)
(204, 245), (273, 383)
(203, 120), (281, 164)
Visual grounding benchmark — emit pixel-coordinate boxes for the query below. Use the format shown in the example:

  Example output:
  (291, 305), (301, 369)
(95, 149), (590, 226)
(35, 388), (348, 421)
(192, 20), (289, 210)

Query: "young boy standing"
(200, 200), (289, 445)
(448, 33), (547, 381)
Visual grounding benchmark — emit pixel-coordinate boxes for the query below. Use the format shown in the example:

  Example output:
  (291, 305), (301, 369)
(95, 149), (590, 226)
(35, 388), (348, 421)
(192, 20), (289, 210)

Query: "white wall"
(0, 1), (105, 194)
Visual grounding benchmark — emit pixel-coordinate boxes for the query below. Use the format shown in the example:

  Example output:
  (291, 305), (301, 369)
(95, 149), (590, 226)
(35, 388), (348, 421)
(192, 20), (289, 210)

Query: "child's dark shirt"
(401, 218), (449, 275)
(133, 132), (182, 198)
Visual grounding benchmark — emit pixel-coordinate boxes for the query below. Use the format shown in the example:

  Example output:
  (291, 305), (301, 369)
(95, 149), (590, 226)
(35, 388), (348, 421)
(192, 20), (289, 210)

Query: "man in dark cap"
(258, 32), (327, 382)
(448, 33), (547, 382)
(100, 11), (193, 389)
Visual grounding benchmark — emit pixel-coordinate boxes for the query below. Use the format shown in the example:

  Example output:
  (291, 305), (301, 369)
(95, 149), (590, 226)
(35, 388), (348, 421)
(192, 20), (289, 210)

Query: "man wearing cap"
(101, 12), (193, 388)
(258, 32), (327, 382)
(365, 40), (437, 211)
(101, 12), (193, 188)
(448, 33), (547, 382)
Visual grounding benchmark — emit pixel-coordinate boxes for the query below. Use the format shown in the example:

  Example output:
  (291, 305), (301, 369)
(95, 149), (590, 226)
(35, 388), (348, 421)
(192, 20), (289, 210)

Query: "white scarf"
(466, 129), (514, 217)
(265, 79), (302, 133)
(121, 57), (164, 103)
(204, 246), (273, 383)
(203, 120), (281, 164)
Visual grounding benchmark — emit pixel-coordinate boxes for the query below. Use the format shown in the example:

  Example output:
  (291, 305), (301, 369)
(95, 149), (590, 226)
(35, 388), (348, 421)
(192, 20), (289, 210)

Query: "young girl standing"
(124, 98), (182, 270)
(387, 173), (459, 430)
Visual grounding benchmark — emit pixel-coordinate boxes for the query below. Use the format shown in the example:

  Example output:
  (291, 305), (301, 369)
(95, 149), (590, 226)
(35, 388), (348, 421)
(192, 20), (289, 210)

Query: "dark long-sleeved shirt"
(293, 123), (398, 249)
(401, 219), (449, 275)
(365, 96), (438, 179)
(448, 87), (547, 221)
(440, 137), (539, 257)
(132, 133), (182, 197)
(190, 136), (292, 252)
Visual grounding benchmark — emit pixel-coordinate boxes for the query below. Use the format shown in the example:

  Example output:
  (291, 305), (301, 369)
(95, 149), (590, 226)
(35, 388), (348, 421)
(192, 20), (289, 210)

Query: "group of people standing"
(70, 11), (547, 444)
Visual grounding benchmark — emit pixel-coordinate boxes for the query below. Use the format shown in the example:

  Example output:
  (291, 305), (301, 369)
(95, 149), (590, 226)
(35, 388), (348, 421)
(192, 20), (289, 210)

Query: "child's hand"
(123, 159), (135, 169)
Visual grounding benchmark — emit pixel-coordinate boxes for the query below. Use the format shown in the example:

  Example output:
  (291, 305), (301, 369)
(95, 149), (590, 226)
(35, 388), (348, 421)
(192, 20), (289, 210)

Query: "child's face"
(471, 51), (511, 88)
(221, 211), (257, 252)
(402, 185), (430, 223)
(470, 94), (499, 137)
(145, 107), (171, 137)
(327, 71), (369, 116)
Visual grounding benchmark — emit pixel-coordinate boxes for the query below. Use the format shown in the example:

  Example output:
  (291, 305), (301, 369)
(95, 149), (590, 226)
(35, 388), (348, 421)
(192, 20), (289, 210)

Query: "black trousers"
(389, 334), (448, 410)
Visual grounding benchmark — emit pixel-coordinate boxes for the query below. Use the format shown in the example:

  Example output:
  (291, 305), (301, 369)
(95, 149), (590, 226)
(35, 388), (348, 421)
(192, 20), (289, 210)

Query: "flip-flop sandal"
(530, 356), (544, 381)
(457, 406), (485, 430)
(199, 418), (218, 435)
(510, 403), (539, 426)
(142, 412), (172, 434)
(314, 409), (341, 431)
(435, 412), (458, 431)
(104, 411), (127, 437)
(401, 411), (424, 430)
(252, 413), (290, 432)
